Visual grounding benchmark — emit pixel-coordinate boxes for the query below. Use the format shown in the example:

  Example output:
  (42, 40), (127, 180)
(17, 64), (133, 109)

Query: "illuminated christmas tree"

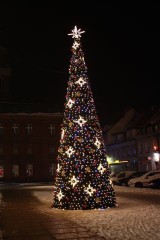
(53, 26), (116, 210)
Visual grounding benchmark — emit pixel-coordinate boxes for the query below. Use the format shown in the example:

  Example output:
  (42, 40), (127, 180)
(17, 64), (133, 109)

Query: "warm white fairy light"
(68, 26), (85, 39)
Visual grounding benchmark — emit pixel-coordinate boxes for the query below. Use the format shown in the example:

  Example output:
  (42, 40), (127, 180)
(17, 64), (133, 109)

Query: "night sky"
(0, 4), (160, 126)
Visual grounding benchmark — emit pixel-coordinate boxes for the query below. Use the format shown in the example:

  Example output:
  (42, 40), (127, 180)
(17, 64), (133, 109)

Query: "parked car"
(148, 178), (160, 189)
(128, 170), (160, 188)
(110, 171), (136, 186)
(116, 171), (147, 186)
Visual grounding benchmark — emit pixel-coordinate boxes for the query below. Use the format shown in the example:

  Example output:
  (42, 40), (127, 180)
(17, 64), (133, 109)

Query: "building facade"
(0, 46), (63, 182)
(103, 107), (160, 172)
(0, 112), (63, 182)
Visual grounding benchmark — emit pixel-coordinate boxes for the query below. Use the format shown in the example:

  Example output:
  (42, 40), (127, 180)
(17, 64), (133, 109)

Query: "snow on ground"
(30, 185), (160, 240)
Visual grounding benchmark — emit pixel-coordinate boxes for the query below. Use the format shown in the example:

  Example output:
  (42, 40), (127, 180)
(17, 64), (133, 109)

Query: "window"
(27, 144), (32, 155)
(12, 123), (19, 135)
(0, 144), (3, 155)
(26, 124), (32, 135)
(0, 165), (4, 178)
(26, 164), (33, 176)
(145, 142), (150, 153)
(50, 163), (56, 175)
(0, 122), (4, 135)
(133, 149), (136, 155)
(13, 144), (19, 155)
(50, 146), (55, 154)
(147, 126), (152, 134)
(49, 124), (55, 135)
(12, 165), (19, 177)
(154, 124), (158, 132)
(139, 143), (143, 154)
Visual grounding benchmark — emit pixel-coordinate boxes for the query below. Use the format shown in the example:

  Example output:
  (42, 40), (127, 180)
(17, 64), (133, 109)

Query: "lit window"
(26, 164), (33, 176)
(0, 165), (4, 178)
(26, 124), (32, 134)
(12, 165), (19, 177)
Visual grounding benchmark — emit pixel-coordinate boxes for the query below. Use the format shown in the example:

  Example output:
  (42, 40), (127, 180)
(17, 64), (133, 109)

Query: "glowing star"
(94, 137), (101, 149)
(66, 146), (75, 158)
(85, 166), (91, 173)
(75, 77), (87, 87)
(61, 170), (66, 177)
(69, 175), (79, 188)
(98, 163), (106, 175)
(84, 184), (96, 197)
(57, 164), (61, 173)
(57, 190), (65, 201)
(61, 129), (65, 139)
(72, 41), (80, 50)
(95, 197), (101, 203)
(68, 26), (85, 39)
(67, 99), (75, 108)
(109, 178), (113, 186)
(74, 116), (87, 127)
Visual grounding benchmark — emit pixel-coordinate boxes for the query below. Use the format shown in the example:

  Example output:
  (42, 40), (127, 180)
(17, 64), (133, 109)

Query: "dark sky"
(0, 4), (160, 126)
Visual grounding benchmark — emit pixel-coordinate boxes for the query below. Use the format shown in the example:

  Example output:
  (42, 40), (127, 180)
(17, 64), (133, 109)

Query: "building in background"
(0, 47), (63, 182)
(103, 107), (160, 172)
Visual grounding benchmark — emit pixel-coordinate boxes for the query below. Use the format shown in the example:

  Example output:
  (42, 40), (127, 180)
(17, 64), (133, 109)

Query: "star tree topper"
(68, 26), (85, 39)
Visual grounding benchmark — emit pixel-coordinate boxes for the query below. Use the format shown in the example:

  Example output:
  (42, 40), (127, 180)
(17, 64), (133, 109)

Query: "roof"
(0, 102), (63, 115)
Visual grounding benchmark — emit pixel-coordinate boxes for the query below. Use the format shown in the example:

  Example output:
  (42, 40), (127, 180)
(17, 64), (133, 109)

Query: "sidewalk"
(0, 185), (105, 240)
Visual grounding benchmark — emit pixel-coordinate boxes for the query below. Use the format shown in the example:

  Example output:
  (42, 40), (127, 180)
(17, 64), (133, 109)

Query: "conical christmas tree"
(53, 26), (116, 210)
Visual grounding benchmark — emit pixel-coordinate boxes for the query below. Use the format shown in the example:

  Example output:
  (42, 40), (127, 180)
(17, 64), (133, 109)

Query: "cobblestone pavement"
(0, 185), (105, 240)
